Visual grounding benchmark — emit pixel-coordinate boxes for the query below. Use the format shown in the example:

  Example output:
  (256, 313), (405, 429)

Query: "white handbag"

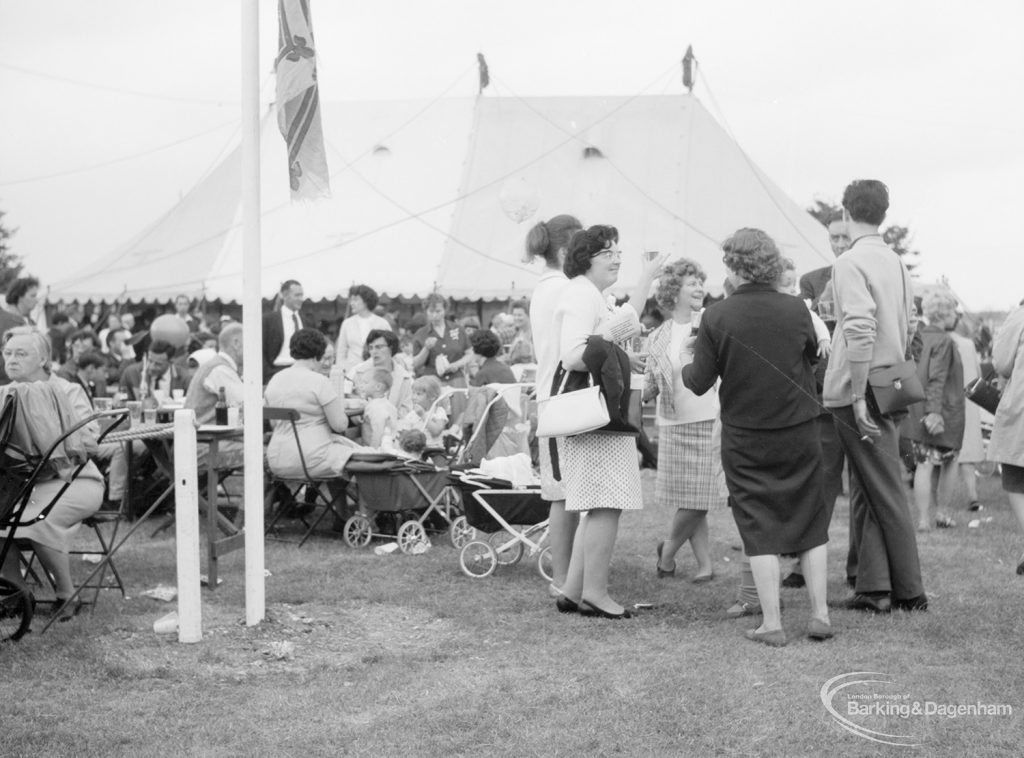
(536, 367), (609, 438)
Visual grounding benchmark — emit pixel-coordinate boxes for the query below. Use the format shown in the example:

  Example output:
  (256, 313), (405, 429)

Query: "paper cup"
(153, 611), (179, 634)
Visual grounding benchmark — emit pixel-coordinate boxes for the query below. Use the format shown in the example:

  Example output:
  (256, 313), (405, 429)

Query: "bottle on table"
(215, 387), (229, 425)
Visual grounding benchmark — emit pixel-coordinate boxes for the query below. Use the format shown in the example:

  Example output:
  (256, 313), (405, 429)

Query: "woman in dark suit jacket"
(682, 228), (831, 647)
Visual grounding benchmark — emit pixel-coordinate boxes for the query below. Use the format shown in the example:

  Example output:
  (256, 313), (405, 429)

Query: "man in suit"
(104, 328), (134, 385)
(262, 279), (312, 383)
(59, 328), (100, 378)
(58, 350), (109, 405)
(119, 339), (190, 401)
(784, 211), (853, 588)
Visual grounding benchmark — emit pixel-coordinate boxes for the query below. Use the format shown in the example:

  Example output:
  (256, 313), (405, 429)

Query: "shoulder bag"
(965, 367), (1001, 415)
(536, 363), (609, 438)
(865, 261), (925, 416)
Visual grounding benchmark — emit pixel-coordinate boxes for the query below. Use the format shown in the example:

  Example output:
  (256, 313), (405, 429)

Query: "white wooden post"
(241, 0), (266, 626)
(174, 409), (203, 643)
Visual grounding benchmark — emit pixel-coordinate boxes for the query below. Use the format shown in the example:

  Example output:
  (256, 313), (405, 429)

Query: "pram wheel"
(397, 521), (430, 554)
(459, 541), (498, 578)
(488, 531), (525, 566)
(448, 516), (476, 549)
(537, 546), (554, 583)
(342, 515), (373, 548)
(0, 577), (34, 643)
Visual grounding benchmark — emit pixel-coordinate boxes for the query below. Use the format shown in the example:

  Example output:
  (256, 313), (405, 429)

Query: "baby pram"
(452, 470), (551, 580)
(341, 453), (462, 554)
(341, 384), (533, 555)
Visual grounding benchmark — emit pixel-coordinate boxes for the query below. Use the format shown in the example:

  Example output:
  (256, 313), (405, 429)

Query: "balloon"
(150, 314), (190, 348)
(499, 176), (539, 224)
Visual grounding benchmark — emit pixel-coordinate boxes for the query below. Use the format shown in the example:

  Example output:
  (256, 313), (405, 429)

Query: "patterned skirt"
(655, 420), (724, 511)
(561, 434), (643, 512)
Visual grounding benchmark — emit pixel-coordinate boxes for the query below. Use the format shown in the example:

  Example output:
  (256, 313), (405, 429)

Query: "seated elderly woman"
(0, 327), (102, 620)
(264, 328), (362, 508)
(346, 329), (413, 416)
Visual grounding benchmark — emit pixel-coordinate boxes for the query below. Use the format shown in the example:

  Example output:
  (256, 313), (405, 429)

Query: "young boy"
(398, 375), (448, 448)
(778, 258), (831, 359)
(358, 368), (398, 448)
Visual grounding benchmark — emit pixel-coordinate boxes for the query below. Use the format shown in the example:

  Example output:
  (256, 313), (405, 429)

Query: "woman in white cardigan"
(551, 226), (664, 618)
(526, 214), (582, 595)
(335, 284), (391, 371)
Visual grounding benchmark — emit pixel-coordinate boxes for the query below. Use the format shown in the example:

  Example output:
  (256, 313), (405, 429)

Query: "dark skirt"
(721, 420), (828, 556)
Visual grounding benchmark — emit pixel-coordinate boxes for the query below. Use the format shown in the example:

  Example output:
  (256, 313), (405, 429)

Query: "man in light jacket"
(823, 179), (927, 614)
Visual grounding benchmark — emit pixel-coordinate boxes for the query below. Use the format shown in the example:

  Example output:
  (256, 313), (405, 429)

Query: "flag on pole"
(276, 0), (330, 200)
(477, 53), (490, 93)
(682, 45), (696, 92)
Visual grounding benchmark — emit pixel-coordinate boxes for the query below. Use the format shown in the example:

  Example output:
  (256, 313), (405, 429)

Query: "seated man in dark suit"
(58, 350), (109, 406)
(119, 339), (190, 402)
(104, 328), (135, 385)
(59, 328), (100, 380)
(262, 279), (312, 384)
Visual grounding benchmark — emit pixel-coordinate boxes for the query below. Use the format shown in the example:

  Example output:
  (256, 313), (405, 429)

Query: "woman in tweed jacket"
(644, 259), (723, 582)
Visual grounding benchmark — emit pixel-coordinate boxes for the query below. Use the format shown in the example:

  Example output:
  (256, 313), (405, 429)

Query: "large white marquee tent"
(51, 93), (832, 304)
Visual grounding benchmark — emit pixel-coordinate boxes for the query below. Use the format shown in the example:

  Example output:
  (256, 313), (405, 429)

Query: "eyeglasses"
(367, 342), (390, 351)
(590, 249), (622, 260)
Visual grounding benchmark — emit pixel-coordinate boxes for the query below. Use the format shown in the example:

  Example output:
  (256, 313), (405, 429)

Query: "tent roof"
(440, 95), (832, 298)
(51, 94), (831, 304)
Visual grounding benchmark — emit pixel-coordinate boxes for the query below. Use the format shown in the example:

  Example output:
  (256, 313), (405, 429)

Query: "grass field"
(1, 468), (1022, 757)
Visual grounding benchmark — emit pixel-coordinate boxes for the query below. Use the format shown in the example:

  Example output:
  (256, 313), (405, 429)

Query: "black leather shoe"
(555, 596), (579, 614)
(51, 598), (84, 622)
(843, 593), (892, 613)
(579, 599), (633, 619)
(781, 572), (806, 588)
(892, 594), (928, 612)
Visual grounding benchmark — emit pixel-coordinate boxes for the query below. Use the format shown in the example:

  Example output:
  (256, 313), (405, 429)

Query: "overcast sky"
(1, 0), (1022, 309)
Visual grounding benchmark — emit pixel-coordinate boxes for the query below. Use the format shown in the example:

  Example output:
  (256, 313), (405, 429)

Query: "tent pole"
(241, 0), (265, 626)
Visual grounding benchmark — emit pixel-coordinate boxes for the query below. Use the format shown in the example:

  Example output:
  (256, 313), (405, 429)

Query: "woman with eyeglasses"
(0, 326), (103, 621)
(348, 329), (413, 417)
(550, 225), (665, 618)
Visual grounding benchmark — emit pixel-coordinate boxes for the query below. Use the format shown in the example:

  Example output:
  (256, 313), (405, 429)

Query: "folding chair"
(70, 497), (128, 603)
(263, 407), (353, 546)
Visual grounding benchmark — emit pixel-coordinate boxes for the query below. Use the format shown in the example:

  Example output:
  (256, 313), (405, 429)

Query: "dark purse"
(965, 370), (1001, 414)
(862, 261), (926, 417)
(867, 359), (926, 416)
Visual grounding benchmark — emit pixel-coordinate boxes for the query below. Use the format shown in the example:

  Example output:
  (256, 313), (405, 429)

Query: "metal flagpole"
(241, 0), (265, 625)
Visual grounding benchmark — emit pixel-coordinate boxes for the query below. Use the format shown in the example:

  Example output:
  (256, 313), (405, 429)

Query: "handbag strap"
(551, 361), (594, 396)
